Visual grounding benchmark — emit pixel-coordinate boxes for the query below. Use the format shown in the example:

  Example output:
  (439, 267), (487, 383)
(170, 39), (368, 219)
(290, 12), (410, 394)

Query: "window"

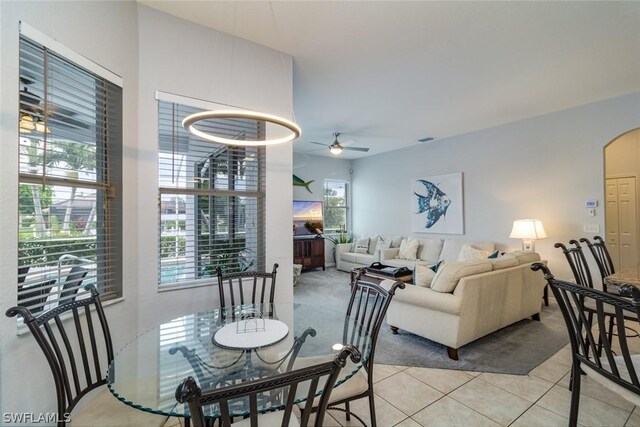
(324, 180), (349, 234)
(157, 96), (265, 288)
(17, 31), (123, 314)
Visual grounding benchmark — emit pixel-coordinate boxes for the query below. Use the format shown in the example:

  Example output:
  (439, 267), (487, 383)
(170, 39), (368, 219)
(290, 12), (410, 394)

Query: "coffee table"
(350, 266), (413, 286)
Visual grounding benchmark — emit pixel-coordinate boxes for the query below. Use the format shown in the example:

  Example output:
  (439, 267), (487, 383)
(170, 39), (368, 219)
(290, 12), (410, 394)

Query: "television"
(293, 200), (323, 237)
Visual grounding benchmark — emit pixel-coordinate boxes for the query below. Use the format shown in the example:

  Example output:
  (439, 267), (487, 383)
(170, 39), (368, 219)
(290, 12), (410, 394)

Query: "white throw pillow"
(457, 244), (491, 261)
(431, 260), (493, 293)
(414, 264), (436, 287)
(368, 235), (380, 254)
(354, 238), (370, 254)
(389, 236), (404, 248)
(397, 238), (419, 261)
(375, 238), (392, 253)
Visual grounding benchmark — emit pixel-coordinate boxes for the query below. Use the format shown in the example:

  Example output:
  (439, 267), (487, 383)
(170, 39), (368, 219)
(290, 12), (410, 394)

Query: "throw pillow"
(390, 236), (404, 248)
(488, 250), (502, 259)
(430, 260), (443, 272)
(368, 235), (381, 254)
(375, 238), (392, 253)
(457, 244), (491, 261)
(430, 260), (493, 293)
(397, 238), (419, 261)
(414, 264), (436, 287)
(354, 238), (370, 254)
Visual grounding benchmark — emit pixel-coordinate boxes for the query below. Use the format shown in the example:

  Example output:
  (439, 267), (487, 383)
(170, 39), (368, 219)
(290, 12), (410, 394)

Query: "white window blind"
(324, 180), (349, 234)
(17, 35), (123, 315)
(158, 100), (265, 288)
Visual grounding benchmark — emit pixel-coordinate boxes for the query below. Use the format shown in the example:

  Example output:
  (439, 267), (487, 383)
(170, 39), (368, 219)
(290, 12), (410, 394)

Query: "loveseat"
(381, 251), (546, 360)
(335, 235), (494, 272)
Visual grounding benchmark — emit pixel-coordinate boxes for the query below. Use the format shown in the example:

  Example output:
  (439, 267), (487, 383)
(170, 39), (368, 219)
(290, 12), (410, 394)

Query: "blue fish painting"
(414, 179), (451, 228)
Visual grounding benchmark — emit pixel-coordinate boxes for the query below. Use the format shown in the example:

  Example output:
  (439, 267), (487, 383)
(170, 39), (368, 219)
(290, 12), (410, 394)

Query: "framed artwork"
(411, 172), (464, 234)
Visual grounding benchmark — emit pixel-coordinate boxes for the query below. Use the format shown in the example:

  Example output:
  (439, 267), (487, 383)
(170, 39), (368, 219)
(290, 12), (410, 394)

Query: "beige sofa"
(382, 251), (546, 360)
(335, 236), (495, 272)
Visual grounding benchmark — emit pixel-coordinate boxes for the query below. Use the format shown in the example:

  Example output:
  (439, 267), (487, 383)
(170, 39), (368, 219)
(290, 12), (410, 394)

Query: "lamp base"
(522, 240), (535, 252)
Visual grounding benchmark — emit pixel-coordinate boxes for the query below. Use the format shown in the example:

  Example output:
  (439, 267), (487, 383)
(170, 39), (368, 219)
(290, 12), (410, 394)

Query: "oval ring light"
(182, 110), (301, 146)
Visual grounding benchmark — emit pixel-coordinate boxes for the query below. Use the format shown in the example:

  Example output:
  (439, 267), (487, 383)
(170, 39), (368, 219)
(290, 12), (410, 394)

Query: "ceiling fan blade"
(308, 141), (328, 147)
(342, 146), (370, 152)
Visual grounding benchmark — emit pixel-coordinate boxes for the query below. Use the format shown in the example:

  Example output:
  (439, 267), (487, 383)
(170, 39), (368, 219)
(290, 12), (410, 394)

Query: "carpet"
(294, 267), (569, 375)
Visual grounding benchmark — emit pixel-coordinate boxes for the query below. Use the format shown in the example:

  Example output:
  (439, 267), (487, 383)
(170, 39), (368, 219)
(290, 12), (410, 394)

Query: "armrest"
(380, 248), (399, 261)
(335, 243), (353, 256)
(380, 280), (461, 315)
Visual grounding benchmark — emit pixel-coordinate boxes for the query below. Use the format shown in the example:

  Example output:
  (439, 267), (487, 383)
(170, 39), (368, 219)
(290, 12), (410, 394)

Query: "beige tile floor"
(165, 343), (637, 427)
(316, 345), (639, 427)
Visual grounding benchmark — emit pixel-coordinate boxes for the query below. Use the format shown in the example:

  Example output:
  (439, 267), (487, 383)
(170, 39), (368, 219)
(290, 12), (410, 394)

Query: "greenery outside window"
(323, 180), (349, 234)
(17, 31), (123, 314)
(157, 95), (265, 288)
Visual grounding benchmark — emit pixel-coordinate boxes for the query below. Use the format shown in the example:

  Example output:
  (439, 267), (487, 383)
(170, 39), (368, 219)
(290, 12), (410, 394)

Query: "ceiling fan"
(309, 133), (370, 155)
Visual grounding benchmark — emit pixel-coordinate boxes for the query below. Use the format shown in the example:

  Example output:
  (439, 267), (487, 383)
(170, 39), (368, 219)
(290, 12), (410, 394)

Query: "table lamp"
(510, 219), (547, 252)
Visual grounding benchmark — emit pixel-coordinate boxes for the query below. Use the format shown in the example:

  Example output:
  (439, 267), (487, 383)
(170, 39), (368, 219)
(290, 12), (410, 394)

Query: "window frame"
(16, 24), (123, 315)
(323, 179), (350, 235)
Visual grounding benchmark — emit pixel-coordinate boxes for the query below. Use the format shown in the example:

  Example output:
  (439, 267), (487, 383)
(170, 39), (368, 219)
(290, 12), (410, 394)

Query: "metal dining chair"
(216, 263), (279, 310)
(6, 285), (163, 426)
(580, 236), (616, 293)
(532, 262), (640, 427)
(175, 346), (361, 427)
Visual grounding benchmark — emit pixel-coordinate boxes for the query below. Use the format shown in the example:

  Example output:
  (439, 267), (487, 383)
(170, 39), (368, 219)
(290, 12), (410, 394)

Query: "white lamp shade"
(510, 219), (548, 240)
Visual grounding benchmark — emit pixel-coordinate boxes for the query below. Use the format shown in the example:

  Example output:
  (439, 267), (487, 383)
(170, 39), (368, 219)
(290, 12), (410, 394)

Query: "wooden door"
(617, 177), (638, 271)
(605, 177), (638, 272)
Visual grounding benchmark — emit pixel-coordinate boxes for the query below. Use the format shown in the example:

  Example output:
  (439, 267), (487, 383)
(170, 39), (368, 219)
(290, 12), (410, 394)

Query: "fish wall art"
(293, 174), (314, 193)
(411, 172), (464, 234)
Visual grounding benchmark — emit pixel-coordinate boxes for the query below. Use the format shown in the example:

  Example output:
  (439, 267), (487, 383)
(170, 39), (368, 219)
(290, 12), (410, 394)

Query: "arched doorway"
(604, 128), (640, 271)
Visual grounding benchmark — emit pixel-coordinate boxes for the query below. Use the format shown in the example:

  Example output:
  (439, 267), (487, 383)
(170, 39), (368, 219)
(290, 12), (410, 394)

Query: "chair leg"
(569, 362), (582, 427)
(345, 401), (351, 421)
(543, 284), (549, 307)
(368, 391), (377, 427)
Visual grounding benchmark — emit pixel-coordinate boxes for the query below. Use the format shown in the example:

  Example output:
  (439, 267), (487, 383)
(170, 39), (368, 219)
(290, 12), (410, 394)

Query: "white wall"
(351, 92), (640, 280)
(292, 153), (352, 265)
(0, 1), (294, 419)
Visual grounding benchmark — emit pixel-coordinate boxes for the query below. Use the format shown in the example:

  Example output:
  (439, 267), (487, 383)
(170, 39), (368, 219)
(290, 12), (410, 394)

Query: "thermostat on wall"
(585, 200), (598, 208)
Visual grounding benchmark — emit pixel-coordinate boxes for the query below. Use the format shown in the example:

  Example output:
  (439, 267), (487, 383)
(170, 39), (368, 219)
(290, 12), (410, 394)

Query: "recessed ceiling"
(140, 1), (640, 159)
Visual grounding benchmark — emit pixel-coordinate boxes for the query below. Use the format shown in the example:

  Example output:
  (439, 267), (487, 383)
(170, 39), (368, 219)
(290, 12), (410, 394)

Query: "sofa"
(335, 235), (494, 272)
(381, 251), (547, 360)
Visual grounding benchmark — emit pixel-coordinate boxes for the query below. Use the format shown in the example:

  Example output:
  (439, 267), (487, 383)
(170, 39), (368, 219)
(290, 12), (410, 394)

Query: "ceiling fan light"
(330, 145), (343, 155)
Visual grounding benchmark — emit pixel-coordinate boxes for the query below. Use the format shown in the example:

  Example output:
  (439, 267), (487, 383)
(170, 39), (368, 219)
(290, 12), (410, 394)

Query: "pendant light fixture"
(181, 1), (300, 146)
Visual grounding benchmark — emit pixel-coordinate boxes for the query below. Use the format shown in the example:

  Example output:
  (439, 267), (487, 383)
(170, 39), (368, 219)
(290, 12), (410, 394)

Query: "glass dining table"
(107, 303), (370, 423)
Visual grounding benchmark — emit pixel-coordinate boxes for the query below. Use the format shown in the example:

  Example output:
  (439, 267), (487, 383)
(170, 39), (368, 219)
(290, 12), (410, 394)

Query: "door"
(605, 177), (638, 271)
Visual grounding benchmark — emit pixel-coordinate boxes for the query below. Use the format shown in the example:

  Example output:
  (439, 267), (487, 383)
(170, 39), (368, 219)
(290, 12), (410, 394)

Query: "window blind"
(158, 100), (265, 288)
(324, 180), (349, 234)
(17, 35), (123, 315)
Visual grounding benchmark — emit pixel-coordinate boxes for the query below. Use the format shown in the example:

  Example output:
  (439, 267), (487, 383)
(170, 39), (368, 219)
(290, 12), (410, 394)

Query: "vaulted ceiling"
(141, 1), (640, 158)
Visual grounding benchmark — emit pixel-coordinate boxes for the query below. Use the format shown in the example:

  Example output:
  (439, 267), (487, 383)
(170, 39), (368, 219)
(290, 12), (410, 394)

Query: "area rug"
(294, 267), (569, 375)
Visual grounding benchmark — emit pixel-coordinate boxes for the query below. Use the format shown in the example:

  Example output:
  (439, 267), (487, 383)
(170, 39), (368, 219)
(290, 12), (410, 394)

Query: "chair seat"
(292, 355), (369, 407)
(581, 354), (640, 407)
(70, 387), (167, 427)
(231, 410), (300, 427)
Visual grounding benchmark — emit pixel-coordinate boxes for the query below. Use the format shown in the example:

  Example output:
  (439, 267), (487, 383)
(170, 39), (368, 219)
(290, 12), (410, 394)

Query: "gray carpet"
(294, 267), (569, 375)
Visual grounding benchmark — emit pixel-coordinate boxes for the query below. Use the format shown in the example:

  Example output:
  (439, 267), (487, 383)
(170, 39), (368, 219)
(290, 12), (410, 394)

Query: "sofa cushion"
(340, 252), (358, 263)
(416, 239), (444, 262)
(390, 236), (404, 248)
(431, 259), (493, 293)
(385, 258), (423, 269)
(375, 238), (391, 253)
(398, 238), (420, 260)
(491, 254), (519, 270)
(439, 240), (494, 263)
(414, 264), (436, 287)
(512, 250), (541, 264)
(457, 244), (492, 261)
(354, 238), (369, 254)
(355, 253), (375, 265)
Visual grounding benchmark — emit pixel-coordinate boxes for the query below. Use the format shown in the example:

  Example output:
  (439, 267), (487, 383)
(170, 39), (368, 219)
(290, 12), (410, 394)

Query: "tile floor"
(317, 345), (640, 427)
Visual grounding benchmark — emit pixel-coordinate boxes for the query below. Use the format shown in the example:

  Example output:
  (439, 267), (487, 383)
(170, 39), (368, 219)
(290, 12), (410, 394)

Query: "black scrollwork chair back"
(323, 273), (405, 426)
(175, 346), (361, 427)
(554, 240), (594, 288)
(580, 236), (616, 292)
(532, 263), (640, 427)
(216, 263), (279, 312)
(6, 285), (113, 426)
